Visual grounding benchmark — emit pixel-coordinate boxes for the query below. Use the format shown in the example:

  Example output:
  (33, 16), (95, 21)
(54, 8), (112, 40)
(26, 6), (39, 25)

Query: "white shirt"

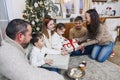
(30, 46), (61, 67)
(52, 32), (66, 50)
(43, 29), (52, 49)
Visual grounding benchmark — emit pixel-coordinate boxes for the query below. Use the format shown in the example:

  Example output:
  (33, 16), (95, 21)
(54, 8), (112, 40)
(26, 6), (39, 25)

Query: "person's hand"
(78, 44), (85, 53)
(74, 38), (79, 43)
(61, 48), (68, 55)
(45, 59), (53, 65)
(61, 50), (68, 55)
(86, 39), (91, 42)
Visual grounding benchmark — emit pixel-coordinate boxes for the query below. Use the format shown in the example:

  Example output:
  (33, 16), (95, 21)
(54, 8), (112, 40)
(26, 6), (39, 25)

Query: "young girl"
(52, 23), (79, 53)
(51, 23), (67, 51)
(30, 33), (62, 72)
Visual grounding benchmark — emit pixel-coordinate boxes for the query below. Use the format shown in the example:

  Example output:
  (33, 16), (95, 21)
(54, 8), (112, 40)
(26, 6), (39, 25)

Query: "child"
(69, 16), (87, 39)
(52, 23), (67, 51)
(52, 23), (79, 53)
(30, 33), (62, 72)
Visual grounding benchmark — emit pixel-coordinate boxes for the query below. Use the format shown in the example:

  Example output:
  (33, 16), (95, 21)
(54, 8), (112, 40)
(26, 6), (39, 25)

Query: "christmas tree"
(23, 0), (56, 33)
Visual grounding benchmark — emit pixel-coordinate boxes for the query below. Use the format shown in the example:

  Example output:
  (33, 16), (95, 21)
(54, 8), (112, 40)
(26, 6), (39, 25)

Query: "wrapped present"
(63, 39), (79, 52)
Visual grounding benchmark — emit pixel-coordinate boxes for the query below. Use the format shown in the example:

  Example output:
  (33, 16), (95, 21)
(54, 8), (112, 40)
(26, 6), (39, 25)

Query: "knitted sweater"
(0, 36), (64, 80)
(79, 24), (114, 46)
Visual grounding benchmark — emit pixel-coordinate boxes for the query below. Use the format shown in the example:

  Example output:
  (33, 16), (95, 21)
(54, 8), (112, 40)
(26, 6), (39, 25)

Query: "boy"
(30, 33), (65, 72)
(69, 16), (87, 39)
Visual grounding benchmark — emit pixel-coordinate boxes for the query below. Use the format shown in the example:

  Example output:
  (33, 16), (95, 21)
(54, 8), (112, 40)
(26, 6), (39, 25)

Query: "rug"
(62, 55), (120, 80)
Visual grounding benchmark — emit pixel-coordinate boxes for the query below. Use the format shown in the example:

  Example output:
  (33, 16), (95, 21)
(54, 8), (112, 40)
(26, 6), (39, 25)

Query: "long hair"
(42, 16), (54, 39)
(86, 9), (100, 38)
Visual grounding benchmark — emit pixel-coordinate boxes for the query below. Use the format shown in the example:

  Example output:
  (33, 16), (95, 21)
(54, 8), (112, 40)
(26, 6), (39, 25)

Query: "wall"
(0, 0), (9, 38)
(5, 0), (25, 20)
(91, 0), (120, 16)
(5, 0), (120, 20)
(105, 18), (120, 41)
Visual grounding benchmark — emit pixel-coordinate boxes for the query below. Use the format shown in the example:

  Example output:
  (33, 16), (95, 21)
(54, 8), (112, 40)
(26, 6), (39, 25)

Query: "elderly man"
(0, 19), (64, 80)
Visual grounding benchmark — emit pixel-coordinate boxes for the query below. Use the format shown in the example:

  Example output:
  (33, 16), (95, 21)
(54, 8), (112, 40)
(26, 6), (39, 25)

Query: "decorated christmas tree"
(23, 0), (56, 33)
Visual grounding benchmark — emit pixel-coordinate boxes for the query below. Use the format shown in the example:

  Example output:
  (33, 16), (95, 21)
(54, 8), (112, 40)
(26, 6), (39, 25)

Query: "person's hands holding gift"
(61, 47), (69, 55)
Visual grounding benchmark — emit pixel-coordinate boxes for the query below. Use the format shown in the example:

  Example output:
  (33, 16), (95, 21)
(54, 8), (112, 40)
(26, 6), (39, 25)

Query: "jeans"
(91, 42), (114, 62)
(41, 67), (59, 73)
(70, 45), (94, 56)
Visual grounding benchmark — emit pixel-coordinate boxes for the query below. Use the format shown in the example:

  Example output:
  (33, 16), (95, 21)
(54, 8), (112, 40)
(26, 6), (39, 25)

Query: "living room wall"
(5, 0), (25, 20)
(91, 0), (120, 16)
(5, 0), (120, 20)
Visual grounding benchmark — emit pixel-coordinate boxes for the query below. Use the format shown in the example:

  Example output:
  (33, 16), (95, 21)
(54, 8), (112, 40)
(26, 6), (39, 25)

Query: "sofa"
(63, 17), (106, 39)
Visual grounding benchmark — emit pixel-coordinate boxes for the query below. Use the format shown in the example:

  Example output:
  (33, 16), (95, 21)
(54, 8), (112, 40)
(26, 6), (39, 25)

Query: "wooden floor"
(108, 40), (120, 66)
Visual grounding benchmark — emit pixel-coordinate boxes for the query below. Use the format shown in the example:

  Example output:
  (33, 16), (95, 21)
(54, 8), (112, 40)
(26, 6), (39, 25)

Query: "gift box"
(63, 39), (79, 52)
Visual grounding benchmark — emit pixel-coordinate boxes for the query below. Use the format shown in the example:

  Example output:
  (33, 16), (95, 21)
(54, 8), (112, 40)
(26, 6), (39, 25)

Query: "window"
(64, 0), (74, 14)
(55, 0), (91, 18)
(63, 0), (91, 15)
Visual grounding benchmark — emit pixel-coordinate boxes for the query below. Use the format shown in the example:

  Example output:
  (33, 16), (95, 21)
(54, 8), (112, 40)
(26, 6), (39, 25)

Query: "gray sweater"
(0, 36), (64, 80)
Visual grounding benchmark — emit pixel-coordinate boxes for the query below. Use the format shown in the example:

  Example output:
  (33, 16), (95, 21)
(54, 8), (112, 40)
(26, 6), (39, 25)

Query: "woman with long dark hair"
(78, 9), (114, 62)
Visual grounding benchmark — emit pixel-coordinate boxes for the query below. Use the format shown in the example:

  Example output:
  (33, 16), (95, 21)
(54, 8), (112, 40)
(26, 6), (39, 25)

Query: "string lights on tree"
(23, 0), (57, 33)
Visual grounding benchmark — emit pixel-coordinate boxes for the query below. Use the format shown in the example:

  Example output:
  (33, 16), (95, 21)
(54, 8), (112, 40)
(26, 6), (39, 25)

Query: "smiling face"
(85, 13), (91, 25)
(33, 35), (45, 49)
(75, 20), (83, 29)
(37, 36), (45, 48)
(47, 20), (55, 31)
(57, 27), (66, 35)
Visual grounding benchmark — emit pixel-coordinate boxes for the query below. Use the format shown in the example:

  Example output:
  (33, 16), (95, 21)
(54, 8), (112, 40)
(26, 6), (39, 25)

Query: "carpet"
(62, 55), (120, 80)
(1, 56), (120, 80)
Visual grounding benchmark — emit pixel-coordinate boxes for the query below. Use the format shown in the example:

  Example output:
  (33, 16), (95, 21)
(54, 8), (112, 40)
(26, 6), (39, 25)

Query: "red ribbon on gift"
(63, 39), (76, 51)
(63, 43), (71, 48)
(69, 39), (75, 51)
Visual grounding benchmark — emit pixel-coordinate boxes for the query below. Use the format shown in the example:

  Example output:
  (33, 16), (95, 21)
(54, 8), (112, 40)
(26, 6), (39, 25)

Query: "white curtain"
(83, 0), (92, 14)
(55, 0), (92, 16)
(0, 0), (9, 42)
(0, 28), (2, 46)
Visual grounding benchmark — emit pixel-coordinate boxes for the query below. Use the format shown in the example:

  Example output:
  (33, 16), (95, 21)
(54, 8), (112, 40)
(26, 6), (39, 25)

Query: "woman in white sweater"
(42, 16), (68, 55)
(42, 16), (55, 49)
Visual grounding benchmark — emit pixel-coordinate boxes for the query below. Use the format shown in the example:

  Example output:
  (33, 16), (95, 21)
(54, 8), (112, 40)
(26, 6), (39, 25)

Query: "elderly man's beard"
(22, 43), (30, 49)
